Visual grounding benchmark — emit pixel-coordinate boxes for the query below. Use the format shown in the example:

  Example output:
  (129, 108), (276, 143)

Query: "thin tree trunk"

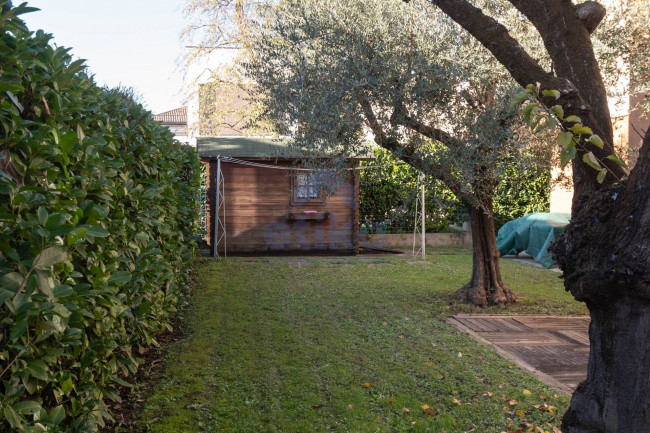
(455, 201), (517, 307)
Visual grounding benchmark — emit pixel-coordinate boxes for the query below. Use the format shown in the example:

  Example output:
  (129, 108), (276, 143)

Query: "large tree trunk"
(455, 201), (517, 307)
(561, 300), (650, 433)
(552, 128), (650, 432)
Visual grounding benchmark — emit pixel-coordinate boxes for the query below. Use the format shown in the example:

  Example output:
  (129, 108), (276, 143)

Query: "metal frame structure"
(412, 171), (425, 260)
(213, 156), (227, 258)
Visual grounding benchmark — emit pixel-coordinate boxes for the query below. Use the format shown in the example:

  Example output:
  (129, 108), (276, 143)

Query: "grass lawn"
(133, 247), (587, 432)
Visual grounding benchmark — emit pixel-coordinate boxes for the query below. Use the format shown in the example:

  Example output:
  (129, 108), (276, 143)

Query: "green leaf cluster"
(360, 149), (464, 233)
(512, 84), (628, 184)
(0, 3), (201, 431)
(360, 149), (549, 233)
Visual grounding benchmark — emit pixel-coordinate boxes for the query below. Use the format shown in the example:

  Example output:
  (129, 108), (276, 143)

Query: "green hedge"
(0, 3), (201, 431)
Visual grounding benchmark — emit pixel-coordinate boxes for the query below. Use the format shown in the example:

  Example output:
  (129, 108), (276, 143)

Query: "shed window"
(293, 172), (323, 204)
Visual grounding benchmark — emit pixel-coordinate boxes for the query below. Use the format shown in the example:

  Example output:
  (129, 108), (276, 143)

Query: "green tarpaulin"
(496, 212), (571, 268)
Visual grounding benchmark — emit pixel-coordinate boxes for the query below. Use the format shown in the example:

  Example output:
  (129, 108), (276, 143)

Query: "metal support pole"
(412, 179), (419, 256)
(421, 173), (426, 261)
(214, 156), (221, 258)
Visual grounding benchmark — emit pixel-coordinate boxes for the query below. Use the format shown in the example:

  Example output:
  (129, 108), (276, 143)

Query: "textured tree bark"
(561, 299), (650, 433)
(455, 202), (517, 307)
(552, 127), (650, 433)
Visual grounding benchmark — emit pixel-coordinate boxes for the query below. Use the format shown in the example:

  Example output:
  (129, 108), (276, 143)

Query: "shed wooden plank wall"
(206, 159), (358, 254)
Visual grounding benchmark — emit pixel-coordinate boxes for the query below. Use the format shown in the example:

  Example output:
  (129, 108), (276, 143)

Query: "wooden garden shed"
(199, 137), (369, 255)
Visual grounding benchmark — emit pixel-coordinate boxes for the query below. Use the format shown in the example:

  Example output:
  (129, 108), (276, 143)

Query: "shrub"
(360, 148), (550, 233)
(359, 148), (464, 233)
(0, 3), (201, 431)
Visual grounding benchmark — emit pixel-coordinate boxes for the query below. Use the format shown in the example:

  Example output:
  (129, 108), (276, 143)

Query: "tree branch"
(427, 0), (558, 90)
(426, 0), (626, 202)
(389, 103), (463, 149)
(359, 98), (464, 197)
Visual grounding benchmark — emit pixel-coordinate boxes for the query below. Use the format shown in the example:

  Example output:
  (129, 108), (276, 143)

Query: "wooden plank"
(482, 332), (566, 346)
(464, 318), (502, 332)
(225, 226), (353, 237)
(447, 314), (590, 394)
(219, 204), (355, 212)
(446, 317), (574, 394)
(219, 243), (355, 253)
(492, 317), (532, 332)
(352, 161), (360, 254)
(514, 317), (589, 330)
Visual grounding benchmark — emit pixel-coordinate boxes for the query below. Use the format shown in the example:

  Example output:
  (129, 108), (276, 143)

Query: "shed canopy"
(197, 137), (373, 159)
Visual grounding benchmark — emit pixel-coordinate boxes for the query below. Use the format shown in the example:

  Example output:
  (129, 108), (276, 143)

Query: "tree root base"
(454, 282), (518, 307)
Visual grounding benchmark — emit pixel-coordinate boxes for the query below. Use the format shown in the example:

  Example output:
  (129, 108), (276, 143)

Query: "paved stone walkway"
(447, 314), (590, 394)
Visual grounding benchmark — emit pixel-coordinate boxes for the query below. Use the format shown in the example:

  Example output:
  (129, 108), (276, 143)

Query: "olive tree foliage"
(182, 0), (263, 52)
(243, 0), (551, 305)
(247, 0), (517, 205)
(195, 60), (273, 136)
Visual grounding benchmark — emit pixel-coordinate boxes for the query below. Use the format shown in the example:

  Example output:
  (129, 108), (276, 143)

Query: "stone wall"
(361, 232), (472, 248)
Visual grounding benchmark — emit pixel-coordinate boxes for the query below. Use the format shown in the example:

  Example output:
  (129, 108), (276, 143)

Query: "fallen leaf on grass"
(347, 404), (354, 411)
(312, 404), (324, 410)
(453, 398), (462, 405)
(424, 407), (439, 416)
(522, 389), (532, 396)
(458, 352), (463, 358)
(400, 407), (411, 414)
(421, 404), (430, 410)
(364, 382), (371, 388)
(509, 400), (519, 406)
(385, 397), (396, 404)
(545, 404), (558, 414)
(487, 392), (494, 397)
(514, 409), (526, 417)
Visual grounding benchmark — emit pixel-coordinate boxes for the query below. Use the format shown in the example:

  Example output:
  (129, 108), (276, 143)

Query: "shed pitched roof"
(197, 136), (373, 159)
(154, 107), (187, 125)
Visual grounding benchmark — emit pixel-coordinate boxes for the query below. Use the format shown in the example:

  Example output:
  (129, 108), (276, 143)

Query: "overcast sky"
(23, 0), (189, 114)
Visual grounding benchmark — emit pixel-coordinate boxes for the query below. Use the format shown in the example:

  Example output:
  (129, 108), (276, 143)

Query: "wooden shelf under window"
(286, 211), (329, 222)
